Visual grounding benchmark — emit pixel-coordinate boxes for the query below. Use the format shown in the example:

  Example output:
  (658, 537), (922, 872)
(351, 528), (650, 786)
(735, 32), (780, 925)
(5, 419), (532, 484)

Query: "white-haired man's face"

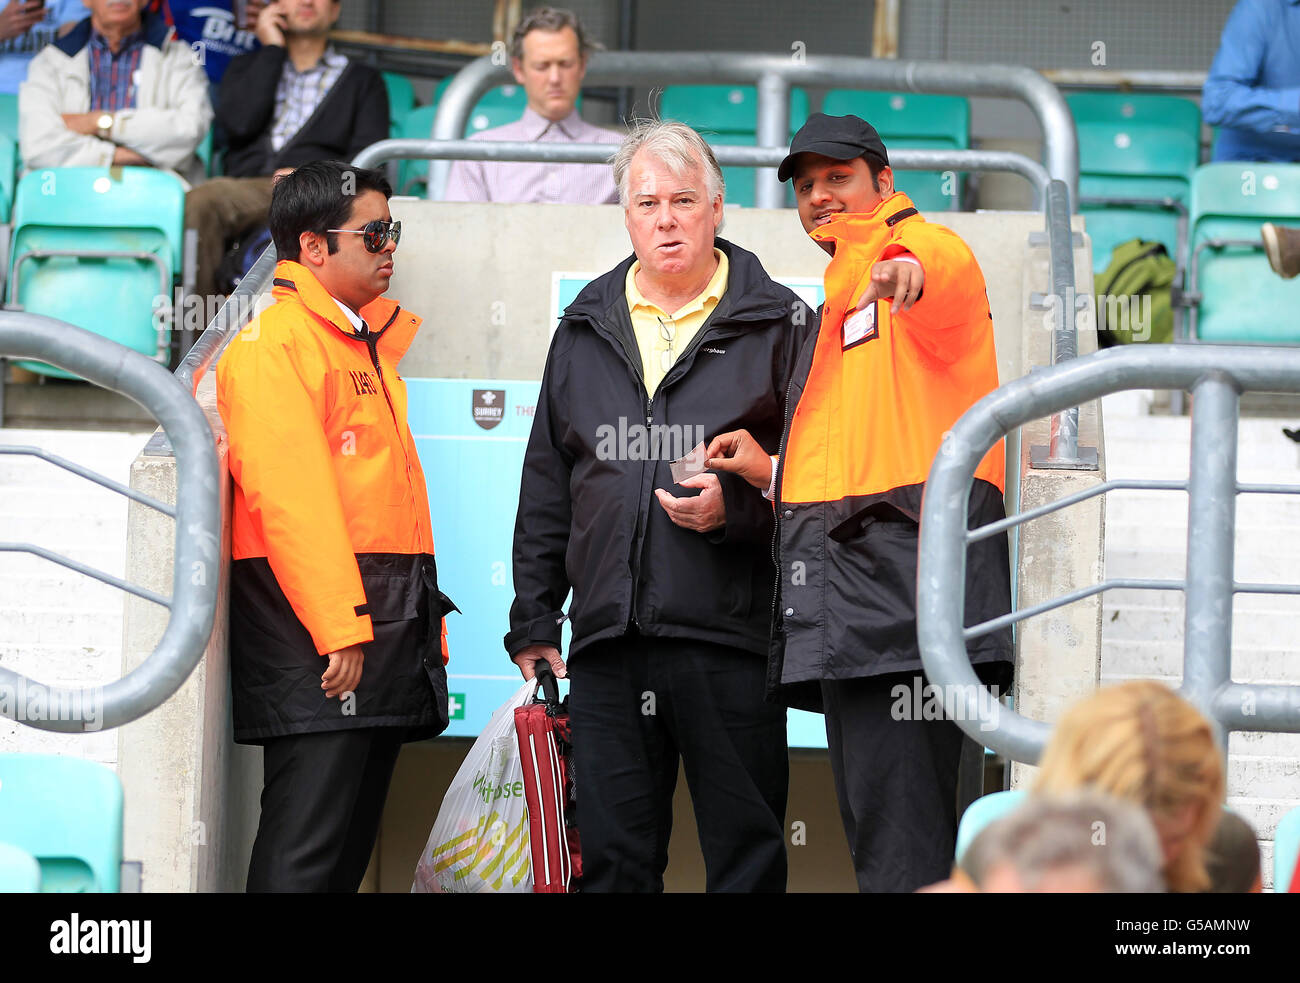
(623, 149), (722, 285)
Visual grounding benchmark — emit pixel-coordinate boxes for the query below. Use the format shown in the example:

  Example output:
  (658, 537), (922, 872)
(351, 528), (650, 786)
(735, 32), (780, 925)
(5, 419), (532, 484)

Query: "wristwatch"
(96, 113), (113, 141)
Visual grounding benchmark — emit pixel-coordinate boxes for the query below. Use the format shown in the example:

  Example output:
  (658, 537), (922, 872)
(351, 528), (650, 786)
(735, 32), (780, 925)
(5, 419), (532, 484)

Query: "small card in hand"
(669, 441), (709, 484)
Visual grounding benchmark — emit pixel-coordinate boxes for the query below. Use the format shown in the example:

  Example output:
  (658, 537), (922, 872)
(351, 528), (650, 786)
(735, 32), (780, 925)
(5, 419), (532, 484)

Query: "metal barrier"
(354, 139), (1052, 209)
(429, 52), (1078, 209)
(917, 345), (1300, 764)
(0, 313), (220, 731)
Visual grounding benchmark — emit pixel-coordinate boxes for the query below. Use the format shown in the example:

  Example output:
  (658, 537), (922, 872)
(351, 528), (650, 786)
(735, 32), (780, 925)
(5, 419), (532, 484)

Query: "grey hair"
(962, 792), (1167, 893)
(510, 7), (598, 62)
(611, 119), (725, 209)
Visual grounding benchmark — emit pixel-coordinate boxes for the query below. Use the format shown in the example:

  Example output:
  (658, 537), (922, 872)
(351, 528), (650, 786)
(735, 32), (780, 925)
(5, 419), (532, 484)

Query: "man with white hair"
(506, 120), (813, 892)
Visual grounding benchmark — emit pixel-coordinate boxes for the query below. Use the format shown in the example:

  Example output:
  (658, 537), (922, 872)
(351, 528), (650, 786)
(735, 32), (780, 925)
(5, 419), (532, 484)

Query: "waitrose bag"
(412, 680), (536, 893)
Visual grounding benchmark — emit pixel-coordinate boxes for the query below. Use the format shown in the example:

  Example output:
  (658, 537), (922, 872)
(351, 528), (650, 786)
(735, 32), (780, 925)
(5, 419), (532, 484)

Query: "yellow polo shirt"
(625, 248), (729, 395)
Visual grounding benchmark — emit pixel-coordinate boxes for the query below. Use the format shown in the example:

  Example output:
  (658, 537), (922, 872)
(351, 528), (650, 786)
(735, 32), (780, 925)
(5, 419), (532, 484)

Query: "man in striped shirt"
(443, 7), (623, 205)
(184, 0), (387, 301)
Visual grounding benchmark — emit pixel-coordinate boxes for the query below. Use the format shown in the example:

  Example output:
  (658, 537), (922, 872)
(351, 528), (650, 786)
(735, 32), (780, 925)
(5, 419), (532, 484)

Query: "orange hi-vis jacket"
(216, 260), (453, 744)
(770, 194), (1013, 709)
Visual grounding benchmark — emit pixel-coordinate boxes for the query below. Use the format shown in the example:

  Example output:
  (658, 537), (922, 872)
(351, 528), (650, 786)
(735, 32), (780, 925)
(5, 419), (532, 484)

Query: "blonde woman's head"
(1034, 680), (1225, 892)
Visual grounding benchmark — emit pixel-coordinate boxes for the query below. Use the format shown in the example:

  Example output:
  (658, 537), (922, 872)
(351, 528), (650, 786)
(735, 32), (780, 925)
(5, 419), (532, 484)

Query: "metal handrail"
(0, 313), (220, 731)
(917, 344), (1300, 764)
(430, 52), (1078, 208)
(353, 139), (1052, 208)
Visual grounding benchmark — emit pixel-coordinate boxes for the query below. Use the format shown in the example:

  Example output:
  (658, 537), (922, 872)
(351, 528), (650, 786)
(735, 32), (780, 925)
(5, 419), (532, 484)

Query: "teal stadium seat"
(5, 167), (184, 376)
(1186, 162), (1300, 343)
(0, 753), (124, 892)
(0, 841), (42, 892)
(1275, 804), (1300, 892)
(1067, 92), (1200, 274)
(0, 92), (16, 140)
(383, 71), (416, 139)
(403, 84), (571, 197)
(954, 788), (1026, 865)
(821, 90), (970, 212)
(659, 85), (811, 207)
(0, 133), (16, 224)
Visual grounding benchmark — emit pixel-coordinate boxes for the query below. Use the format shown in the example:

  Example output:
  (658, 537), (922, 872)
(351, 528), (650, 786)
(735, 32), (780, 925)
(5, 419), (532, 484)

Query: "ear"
(877, 165), (895, 197)
(299, 231), (327, 268)
(511, 58), (526, 86)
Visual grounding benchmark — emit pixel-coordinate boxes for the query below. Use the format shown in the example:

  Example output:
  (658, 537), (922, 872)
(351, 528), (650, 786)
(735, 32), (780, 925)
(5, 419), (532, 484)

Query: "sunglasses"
(326, 219), (402, 253)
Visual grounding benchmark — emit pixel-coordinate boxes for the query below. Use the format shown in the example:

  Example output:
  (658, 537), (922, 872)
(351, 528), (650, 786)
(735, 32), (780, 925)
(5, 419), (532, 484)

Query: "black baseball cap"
(777, 113), (890, 183)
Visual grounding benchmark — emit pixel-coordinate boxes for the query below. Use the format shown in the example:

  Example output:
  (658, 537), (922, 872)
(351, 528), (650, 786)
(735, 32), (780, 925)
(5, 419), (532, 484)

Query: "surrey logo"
(472, 389), (506, 430)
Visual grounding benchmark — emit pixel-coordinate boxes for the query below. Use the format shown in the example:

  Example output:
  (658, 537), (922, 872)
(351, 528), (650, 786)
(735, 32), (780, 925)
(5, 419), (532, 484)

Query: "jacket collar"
(270, 260), (421, 362)
(56, 12), (172, 57)
(809, 191), (922, 258)
(564, 237), (791, 327)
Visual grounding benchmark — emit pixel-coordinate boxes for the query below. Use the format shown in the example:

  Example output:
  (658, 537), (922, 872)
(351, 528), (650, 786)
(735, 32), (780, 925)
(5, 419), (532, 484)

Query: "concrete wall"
(115, 380), (261, 892)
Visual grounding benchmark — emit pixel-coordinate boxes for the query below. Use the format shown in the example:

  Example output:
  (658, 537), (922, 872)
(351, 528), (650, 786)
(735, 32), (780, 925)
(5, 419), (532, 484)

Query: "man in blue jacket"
(1203, 0), (1300, 162)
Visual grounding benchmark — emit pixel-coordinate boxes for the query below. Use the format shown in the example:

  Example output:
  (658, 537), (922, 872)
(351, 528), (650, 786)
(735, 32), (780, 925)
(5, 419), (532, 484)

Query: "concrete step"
(1225, 796), (1300, 842)
(1105, 547), (1300, 584)
(1102, 639), (1300, 681)
(1227, 755), (1300, 801)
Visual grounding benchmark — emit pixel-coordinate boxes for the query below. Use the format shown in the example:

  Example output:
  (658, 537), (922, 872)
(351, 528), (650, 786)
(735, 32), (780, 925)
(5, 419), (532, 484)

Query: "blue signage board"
(407, 377), (827, 748)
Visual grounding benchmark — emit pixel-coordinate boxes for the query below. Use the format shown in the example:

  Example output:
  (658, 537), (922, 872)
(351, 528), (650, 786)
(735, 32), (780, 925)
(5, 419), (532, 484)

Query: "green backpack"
(1094, 238), (1176, 345)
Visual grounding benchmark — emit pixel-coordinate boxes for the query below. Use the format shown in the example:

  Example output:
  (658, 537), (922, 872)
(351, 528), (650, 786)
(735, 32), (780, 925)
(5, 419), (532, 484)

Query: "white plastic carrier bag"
(412, 679), (537, 893)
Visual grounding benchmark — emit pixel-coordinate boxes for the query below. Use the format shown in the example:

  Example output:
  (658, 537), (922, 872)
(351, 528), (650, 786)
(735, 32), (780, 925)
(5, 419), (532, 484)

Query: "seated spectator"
(1203, 0), (1300, 162)
(0, 0), (84, 94)
(443, 6), (622, 204)
(18, 0), (211, 180)
(1203, 809), (1262, 893)
(185, 0), (386, 301)
(960, 792), (1167, 893)
(1034, 680), (1225, 892)
(158, 0), (262, 86)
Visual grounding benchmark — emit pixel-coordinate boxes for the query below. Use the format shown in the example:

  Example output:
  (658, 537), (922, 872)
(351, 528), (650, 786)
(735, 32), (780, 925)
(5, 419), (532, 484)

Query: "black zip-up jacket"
(216, 45), (388, 178)
(505, 238), (815, 661)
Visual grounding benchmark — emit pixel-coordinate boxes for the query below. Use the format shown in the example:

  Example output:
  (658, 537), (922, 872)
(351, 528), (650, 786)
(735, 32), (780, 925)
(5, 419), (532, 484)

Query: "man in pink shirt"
(443, 6), (622, 204)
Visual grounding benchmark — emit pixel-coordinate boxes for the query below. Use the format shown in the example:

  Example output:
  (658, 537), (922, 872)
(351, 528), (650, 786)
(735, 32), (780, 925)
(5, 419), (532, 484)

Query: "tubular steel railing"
(427, 52), (1078, 209)
(917, 345), (1300, 765)
(0, 313), (220, 731)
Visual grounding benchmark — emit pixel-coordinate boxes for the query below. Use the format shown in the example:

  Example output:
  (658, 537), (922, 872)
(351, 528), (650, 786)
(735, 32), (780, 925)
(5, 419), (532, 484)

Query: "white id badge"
(842, 301), (878, 351)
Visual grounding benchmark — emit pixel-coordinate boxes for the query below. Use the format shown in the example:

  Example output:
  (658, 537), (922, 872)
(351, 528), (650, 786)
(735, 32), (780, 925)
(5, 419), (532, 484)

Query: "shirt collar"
(519, 105), (584, 140)
(332, 296), (366, 333)
(286, 46), (347, 76)
(626, 248), (729, 317)
(90, 27), (146, 55)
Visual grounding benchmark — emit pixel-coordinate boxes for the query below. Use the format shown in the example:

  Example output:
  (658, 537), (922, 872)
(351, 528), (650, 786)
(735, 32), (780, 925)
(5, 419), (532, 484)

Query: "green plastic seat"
(821, 90), (970, 212)
(659, 84), (810, 137)
(1188, 162), (1300, 343)
(0, 753), (123, 892)
(1276, 804), (1300, 892)
(397, 104), (439, 196)
(954, 788), (1026, 865)
(0, 132), (16, 224)
(0, 841), (42, 892)
(6, 166), (184, 376)
(0, 92), (16, 141)
(1067, 93), (1200, 272)
(383, 72), (416, 138)
(433, 80), (532, 135)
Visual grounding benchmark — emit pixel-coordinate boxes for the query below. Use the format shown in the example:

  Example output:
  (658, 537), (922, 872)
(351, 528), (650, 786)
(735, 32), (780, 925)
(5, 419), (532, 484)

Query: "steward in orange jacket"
(217, 262), (454, 744)
(771, 195), (1012, 705)
(707, 115), (1013, 893)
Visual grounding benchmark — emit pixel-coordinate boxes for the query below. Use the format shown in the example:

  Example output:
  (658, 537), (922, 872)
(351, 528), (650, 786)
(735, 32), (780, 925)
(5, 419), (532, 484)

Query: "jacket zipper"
(358, 310), (425, 554)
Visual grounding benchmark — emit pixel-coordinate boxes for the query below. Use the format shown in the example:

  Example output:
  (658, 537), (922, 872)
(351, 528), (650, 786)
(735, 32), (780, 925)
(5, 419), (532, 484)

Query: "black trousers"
(245, 727), (405, 893)
(568, 634), (789, 893)
(821, 672), (978, 894)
